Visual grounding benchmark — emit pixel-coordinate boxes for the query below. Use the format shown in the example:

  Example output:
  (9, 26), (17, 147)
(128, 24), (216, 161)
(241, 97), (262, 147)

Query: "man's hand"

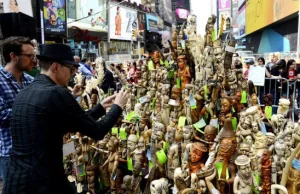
(114, 87), (129, 109)
(72, 84), (84, 98)
(101, 93), (117, 109)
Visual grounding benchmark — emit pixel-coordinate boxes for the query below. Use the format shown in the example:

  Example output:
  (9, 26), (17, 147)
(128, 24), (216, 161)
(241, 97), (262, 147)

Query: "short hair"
(81, 58), (86, 63)
(2, 36), (34, 63)
(257, 57), (265, 65)
(39, 60), (52, 71)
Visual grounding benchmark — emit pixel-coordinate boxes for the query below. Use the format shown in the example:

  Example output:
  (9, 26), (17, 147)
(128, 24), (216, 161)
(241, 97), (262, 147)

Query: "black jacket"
(4, 74), (122, 194)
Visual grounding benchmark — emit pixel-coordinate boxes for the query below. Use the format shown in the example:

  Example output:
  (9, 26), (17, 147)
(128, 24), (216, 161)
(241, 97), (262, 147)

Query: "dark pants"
(0, 156), (9, 184)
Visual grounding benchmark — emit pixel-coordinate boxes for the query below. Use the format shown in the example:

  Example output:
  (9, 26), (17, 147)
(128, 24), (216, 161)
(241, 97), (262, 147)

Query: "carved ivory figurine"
(254, 132), (268, 157)
(101, 136), (119, 191)
(182, 125), (194, 169)
(234, 155), (258, 194)
(176, 55), (191, 90)
(277, 98), (290, 117)
(167, 125), (180, 180)
(150, 178), (169, 194)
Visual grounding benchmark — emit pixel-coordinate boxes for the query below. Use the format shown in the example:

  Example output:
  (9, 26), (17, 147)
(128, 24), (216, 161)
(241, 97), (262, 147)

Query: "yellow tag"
(178, 116), (186, 127)
(215, 162), (229, 180)
(127, 157), (133, 171)
(265, 106), (272, 119)
(156, 150), (167, 164)
(112, 128), (118, 135)
(176, 78), (181, 89)
(240, 91), (247, 103)
(120, 128), (127, 140)
(232, 117), (237, 131)
(148, 60), (154, 70)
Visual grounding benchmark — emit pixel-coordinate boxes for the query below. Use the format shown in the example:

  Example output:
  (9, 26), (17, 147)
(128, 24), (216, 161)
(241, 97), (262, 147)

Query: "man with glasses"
(0, 37), (35, 184)
(3, 44), (129, 193)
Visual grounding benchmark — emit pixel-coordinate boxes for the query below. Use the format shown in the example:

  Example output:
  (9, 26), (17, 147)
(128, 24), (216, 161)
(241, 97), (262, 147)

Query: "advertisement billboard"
(109, 3), (137, 41)
(3, 0), (33, 16)
(146, 14), (158, 32)
(246, 0), (299, 35)
(218, 0), (231, 11)
(43, 0), (66, 35)
(237, 5), (246, 38)
(155, 0), (172, 24)
(67, 0), (107, 32)
(137, 11), (146, 41)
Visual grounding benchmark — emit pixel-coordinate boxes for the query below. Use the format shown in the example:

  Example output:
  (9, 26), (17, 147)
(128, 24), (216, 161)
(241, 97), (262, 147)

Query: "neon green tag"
(265, 106), (272, 119)
(120, 128), (127, 140)
(163, 141), (169, 152)
(232, 117), (237, 131)
(165, 60), (169, 67)
(151, 99), (156, 110)
(193, 118), (206, 133)
(126, 111), (135, 121)
(127, 157), (133, 171)
(156, 150), (167, 164)
(215, 162), (229, 179)
(232, 107), (235, 113)
(176, 78), (181, 88)
(160, 59), (164, 65)
(168, 70), (174, 78)
(241, 90), (247, 103)
(204, 85), (208, 100)
(149, 161), (153, 168)
(112, 127), (118, 136)
(178, 116), (186, 127)
(136, 132), (140, 140)
(148, 60), (154, 70)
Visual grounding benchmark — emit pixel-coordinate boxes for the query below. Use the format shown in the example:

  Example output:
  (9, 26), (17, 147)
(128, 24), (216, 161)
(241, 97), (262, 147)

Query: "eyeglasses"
(61, 63), (76, 74)
(19, 53), (36, 60)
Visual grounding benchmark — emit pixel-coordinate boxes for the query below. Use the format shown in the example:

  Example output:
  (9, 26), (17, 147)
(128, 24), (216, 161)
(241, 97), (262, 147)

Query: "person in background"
(243, 59), (254, 79)
(256, 57), (268, 103)
(101, 63), (116, 94)
(286, 59), (297, 80)
(266, 53), (279, 71)
(0, 37), (35, 184)
(128, 62), (136, 83)
(3, 44), (129, 194)
(77, 57), (93, 79)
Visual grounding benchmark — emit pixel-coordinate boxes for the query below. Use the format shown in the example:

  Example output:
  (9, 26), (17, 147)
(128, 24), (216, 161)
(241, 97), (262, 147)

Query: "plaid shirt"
(0, 67), (33, 157)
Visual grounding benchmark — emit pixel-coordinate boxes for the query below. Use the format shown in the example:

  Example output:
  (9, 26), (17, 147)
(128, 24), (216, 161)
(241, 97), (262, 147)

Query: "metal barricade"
(257, 77), (298, 121)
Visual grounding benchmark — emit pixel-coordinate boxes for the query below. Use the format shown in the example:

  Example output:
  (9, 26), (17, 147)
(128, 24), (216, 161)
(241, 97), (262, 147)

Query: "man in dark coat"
(3, 44), (129, 194)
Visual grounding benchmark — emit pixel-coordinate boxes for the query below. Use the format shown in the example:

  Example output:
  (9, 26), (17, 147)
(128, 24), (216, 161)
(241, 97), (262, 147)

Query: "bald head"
(74, 56), (80, 63)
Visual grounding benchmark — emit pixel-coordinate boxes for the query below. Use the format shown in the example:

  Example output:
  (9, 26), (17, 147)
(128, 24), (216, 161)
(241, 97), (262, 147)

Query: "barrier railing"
(256, 77), (299, 121)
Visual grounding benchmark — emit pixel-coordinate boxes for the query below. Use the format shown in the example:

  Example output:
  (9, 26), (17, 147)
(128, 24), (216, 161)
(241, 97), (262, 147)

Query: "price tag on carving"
(139, 95), (148, 104)
(189, 94), (197, 109)
(168, 99), (179, 106)
(225, 45), (235, 53)
(63, 141), (75, 157)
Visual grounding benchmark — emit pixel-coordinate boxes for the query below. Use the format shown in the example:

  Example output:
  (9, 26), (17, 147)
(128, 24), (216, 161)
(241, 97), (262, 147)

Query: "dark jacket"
(4, 74), (122, 194)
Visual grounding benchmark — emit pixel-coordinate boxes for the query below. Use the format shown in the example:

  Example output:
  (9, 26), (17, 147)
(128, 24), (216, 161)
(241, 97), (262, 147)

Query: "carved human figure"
(277, 98), (290, 117)
(204, 125), (217, 151)
(219, 97), (232, 127)
(234, 155), (255, 194)
(182, 125), (193, 170)
(101, 136), (119, 190)
(189, 142), (207, 174)
(273, 139), (287, 182)
(171, 85), (182, 101)
(177, 55), (191, 90)
(254, 132), (268, 157)
(129, 162), (142, 194)
(261, 150), (272, 194)
(131, 137), (146, 166)
(167, 125), (180, 180)
(286, 148), (300, 194)
(150, 178), (169, 194)
(292, 120), (300, 147)
(127, 134), (138, 156)
(271, 114), (286, 135)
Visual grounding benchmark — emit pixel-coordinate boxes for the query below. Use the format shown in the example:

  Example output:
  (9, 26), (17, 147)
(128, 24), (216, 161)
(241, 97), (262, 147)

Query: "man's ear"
(51, 62), (59, 73)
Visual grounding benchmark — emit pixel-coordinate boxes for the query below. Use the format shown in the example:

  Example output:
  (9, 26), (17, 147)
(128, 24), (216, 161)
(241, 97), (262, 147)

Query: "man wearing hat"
(3, 44), (129, 194)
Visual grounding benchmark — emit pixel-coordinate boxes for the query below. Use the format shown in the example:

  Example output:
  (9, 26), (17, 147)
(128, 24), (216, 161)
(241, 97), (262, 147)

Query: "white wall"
(190, 0), (217, 37)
